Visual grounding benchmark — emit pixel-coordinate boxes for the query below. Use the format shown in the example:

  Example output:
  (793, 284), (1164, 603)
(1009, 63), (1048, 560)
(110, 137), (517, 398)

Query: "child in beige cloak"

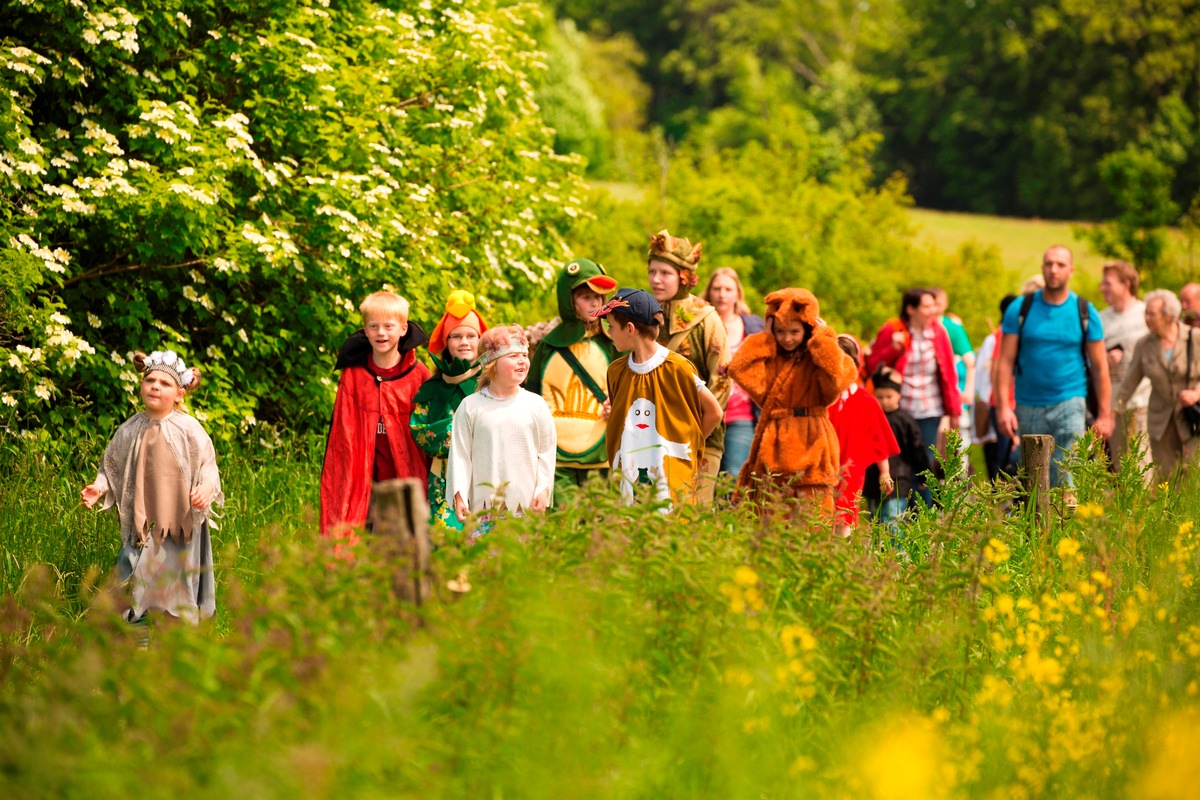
(82, 350), (223, 624)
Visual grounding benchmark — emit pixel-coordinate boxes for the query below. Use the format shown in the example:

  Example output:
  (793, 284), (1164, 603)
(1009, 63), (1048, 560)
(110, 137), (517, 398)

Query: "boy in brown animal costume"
(728, 288), (858, 516)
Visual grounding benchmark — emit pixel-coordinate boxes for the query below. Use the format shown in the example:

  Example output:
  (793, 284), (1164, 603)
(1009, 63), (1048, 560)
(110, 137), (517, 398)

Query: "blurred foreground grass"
(2, 435), (1200, 799)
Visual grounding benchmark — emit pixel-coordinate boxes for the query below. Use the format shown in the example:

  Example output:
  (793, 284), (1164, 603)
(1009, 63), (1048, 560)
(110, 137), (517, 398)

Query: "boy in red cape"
(320, 291), (431, 535)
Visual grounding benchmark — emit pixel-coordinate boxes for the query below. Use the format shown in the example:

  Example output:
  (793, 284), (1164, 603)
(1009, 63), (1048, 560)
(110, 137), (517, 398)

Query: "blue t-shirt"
(1001, 290), (1103, 406)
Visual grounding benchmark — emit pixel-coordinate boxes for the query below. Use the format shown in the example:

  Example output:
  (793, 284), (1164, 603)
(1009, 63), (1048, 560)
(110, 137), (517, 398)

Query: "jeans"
(720, 419), (756, 479)
(913, 415), (942, 507)
(1016, 396), (1087, 488)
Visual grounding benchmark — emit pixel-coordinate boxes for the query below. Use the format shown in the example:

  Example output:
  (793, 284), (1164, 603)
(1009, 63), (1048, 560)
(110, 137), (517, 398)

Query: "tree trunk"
(1021, 434), (1054, 529)
(371, 478), (431, 605)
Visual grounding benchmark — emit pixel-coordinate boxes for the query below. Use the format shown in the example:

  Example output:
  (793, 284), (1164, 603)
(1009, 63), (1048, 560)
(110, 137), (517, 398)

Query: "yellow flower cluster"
(720, 565), (765, 616)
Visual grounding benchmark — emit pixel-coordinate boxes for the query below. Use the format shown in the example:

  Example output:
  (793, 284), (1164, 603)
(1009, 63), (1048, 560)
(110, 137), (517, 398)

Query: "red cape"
(320, 349), (430, 535)
(828, 387), (900, 525)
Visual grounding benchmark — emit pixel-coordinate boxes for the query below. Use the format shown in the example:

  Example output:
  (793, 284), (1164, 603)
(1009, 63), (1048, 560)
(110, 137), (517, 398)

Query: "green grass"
(906, 208), (1104, 285)
(2, 436), (1199, 798)
(907, 207), (1196, 299)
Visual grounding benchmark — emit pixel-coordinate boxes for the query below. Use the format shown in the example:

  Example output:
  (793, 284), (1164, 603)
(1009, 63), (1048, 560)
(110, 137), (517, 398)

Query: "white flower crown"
(144, 350), (195, 388)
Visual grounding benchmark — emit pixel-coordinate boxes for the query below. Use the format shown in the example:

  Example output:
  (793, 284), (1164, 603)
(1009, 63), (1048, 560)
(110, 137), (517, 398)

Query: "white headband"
(144, 350), (195, 388)
(478, 339), (528, 366)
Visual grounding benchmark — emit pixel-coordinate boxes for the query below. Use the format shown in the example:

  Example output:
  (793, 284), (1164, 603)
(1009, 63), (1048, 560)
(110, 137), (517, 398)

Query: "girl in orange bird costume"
(728, 288), (858, 510)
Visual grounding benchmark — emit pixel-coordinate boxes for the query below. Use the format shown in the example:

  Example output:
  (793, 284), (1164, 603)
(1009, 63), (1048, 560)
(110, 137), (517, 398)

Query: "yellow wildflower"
(733, 565), (759, 587)
(983, 537), (1011, 565)
(1075, 502), (1104, 520)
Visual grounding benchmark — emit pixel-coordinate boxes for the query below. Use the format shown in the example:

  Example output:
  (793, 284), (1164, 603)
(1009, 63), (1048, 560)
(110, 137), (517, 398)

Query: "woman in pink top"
(703, 268), (764, 478)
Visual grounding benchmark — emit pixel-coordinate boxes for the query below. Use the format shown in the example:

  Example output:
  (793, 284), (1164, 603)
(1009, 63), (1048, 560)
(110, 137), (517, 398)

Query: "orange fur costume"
(728, 288), (858, 506)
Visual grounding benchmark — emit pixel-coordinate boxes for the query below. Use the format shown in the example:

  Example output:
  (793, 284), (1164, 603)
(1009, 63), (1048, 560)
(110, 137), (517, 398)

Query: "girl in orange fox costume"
(728, 288), (858, 515)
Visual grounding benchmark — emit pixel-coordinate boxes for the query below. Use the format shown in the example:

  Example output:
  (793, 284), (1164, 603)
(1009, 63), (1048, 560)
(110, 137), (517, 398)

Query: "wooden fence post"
(1021, 434), (1054, 529)
(371, 478), (431, 605)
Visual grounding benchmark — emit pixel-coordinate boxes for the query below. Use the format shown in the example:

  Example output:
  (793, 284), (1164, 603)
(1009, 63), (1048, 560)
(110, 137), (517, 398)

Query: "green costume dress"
(411, 353), (480, 530)
(526, 258), (619, 488)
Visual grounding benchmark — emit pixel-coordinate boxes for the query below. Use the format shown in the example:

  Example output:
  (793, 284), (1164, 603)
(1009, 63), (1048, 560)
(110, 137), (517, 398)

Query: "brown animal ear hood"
(764, 288), (820, 328)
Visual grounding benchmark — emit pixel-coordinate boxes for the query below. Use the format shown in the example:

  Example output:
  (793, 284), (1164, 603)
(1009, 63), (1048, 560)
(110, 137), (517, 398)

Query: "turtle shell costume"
(411, 291), (488, 530)
(526, 258), (619, 484)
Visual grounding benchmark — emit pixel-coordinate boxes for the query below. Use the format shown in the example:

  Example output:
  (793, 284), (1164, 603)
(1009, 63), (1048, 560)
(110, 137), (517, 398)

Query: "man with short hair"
(1181, 282), (1200, 328)
(1099, 261), (1151, 472)
(995, 245), (1113, 490)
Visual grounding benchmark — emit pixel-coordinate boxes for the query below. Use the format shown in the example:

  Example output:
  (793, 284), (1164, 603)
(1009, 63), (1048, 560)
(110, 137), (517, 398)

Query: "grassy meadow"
(3, 431), (1200, 799)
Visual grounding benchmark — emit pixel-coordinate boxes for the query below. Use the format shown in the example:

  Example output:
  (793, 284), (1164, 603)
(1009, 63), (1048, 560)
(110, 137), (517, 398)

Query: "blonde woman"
(703, 267), (764, 478)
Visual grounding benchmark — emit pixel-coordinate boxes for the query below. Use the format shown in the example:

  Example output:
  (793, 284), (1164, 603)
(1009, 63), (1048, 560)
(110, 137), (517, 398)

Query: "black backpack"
(1013, 292), (1098, 422)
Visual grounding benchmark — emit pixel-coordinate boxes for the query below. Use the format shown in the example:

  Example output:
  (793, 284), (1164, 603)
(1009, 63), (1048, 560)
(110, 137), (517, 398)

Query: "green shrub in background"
(3, 436), (1200, 798)
(565, 134), (1015, 345)
(0, 0), (587, 444)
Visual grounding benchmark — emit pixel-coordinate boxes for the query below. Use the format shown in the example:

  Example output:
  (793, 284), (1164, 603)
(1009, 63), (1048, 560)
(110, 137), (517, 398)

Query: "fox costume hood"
(727, 288), (858, 500)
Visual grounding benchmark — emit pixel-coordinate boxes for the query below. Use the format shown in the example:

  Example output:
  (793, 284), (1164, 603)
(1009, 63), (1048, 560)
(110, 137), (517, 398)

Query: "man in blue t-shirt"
(994, 245), (1113, 489)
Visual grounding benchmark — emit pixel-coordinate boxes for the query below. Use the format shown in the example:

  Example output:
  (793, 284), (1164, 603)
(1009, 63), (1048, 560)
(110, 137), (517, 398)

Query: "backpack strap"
(1013, 292), (1035, 376)
(1078, 295), (1092, 378)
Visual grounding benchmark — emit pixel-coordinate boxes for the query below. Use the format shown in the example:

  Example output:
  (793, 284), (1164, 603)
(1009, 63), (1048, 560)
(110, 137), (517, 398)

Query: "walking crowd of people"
(78, 231), (1200, 626)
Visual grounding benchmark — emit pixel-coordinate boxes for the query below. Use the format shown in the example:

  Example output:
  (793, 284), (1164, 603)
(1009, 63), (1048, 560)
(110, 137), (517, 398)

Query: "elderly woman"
(703, 267), (764, 479)
(1116, 289), (1200, 482)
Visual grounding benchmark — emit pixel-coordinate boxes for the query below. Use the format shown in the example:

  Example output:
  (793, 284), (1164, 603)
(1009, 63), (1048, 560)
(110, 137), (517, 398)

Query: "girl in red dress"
(828, 335), (899, 536)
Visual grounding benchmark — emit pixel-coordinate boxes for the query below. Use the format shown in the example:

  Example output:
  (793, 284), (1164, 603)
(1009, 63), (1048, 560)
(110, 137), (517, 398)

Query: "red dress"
(828, 385), (900, 526)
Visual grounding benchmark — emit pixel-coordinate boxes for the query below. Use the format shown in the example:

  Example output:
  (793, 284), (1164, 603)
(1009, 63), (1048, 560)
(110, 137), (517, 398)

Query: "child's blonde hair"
(476, 325), (529, 392)
(360, 291), (410, 325)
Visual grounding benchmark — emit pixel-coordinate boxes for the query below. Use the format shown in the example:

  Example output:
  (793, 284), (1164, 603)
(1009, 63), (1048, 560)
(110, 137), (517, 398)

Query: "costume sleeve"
(94, 434), (119, 512)
(410, 381), (452, 460)
(525, 342), (548, 397)
(320, 371), (358, 535)
(808, 325), (859, 404)
(727, 331), (775, 407)
(445, 401), (473, 513)
(532, 395), (557, 505)
(866, 322), (902, 375)
(703, 315), (733, 409)
(191, 420), (224, 513)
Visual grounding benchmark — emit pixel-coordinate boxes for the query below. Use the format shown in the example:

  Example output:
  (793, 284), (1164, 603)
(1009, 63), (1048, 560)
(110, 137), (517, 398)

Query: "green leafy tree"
(0, 0), (587, 441)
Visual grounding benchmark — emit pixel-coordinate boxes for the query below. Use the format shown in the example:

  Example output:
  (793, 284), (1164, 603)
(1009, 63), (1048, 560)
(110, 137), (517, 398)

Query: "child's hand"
(601, 396), (611, 420)
(190, 480), (214, 509)
(454, 493), (469, 523)
(529, 489), (550, 513)
(80, 484), (104, 509)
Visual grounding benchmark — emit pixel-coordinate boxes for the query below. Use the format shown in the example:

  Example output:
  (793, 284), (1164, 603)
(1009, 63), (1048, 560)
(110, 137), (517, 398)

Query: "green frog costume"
(411, 291), (487, 530)
(526, 258), (619, 490)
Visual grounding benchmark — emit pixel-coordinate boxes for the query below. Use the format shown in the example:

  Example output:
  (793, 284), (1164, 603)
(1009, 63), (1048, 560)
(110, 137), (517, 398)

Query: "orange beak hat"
(428, 290), (488, 356)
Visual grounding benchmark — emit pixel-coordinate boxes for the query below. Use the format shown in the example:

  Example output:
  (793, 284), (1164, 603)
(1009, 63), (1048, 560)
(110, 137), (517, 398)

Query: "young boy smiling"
(320, 290), (431, 535)
(593, 288), (721, 507)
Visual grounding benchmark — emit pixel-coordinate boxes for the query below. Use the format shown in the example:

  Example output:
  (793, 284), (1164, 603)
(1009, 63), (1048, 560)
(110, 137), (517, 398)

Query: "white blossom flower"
(87, 312), (101, 328)
(1, 394), (17, 407)
(33, 382), (52, 401)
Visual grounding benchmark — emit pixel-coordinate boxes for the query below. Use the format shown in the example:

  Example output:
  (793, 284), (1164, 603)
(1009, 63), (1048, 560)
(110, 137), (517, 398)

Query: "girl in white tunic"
(81, 350), (223, 624)
(447, 325), (556, 525)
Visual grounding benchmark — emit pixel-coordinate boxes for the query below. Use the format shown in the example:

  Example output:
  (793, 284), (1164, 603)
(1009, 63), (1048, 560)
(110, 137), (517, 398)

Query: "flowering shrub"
(0, 0), (586, 443)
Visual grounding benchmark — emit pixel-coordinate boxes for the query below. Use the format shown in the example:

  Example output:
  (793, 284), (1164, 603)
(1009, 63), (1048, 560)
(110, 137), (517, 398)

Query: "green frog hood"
(542, 258), (618, 348)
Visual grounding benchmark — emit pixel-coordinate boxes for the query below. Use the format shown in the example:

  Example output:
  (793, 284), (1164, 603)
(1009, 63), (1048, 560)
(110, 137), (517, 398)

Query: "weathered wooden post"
(1021, 434), (1054, 529)
(371, 478), (432, 605)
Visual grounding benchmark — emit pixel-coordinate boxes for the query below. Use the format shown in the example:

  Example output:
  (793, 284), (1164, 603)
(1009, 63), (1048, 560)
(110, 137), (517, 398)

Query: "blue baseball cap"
(590, 288), (663, 327)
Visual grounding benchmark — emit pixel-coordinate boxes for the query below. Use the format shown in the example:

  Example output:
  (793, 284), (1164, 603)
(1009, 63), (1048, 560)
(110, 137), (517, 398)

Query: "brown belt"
(767, 406), (827, 420)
